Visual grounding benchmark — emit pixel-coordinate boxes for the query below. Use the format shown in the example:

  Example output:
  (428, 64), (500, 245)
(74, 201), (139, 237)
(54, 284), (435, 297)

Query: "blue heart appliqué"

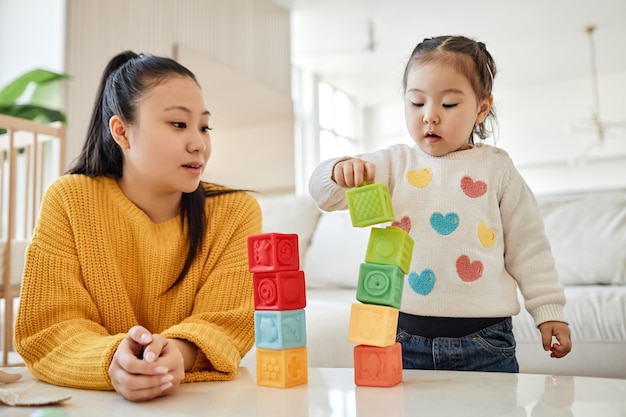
(430, 212), (459, 235)
(408, 269), (436, 296)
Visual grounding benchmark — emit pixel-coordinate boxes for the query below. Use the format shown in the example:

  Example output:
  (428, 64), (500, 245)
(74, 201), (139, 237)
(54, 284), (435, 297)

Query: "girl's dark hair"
(402, 35), (498, 141)
(69, 50), (234, 291)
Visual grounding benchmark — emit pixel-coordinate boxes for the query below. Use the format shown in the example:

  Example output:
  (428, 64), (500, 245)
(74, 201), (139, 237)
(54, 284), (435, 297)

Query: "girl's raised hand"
(332, 158), (376, 188)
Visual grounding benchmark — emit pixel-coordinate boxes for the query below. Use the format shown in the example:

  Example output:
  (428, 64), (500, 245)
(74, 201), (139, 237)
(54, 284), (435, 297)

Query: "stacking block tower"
(346, 183), (414, 387)
(247, 233), (308, 388)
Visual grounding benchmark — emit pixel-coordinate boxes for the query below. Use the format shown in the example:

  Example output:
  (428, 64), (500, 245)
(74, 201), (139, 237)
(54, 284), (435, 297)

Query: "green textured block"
(345, 183), (394, 227)
(356, 263), (404, 309)
(365, 226), (414, 274)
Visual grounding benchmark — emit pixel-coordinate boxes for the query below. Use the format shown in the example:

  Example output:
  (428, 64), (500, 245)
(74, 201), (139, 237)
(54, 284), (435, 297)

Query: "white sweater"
(308, 143), (566, 327)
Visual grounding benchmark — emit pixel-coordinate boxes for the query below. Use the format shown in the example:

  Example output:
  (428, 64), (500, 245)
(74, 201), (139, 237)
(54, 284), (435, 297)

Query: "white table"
(0, 367), (624, 416)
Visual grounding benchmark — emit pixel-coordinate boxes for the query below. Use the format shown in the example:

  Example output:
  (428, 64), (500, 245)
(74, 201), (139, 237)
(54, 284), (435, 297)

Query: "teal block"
(254, 309), (307, 350)
(345, 183), (394, 227)
(356, 263), (404, 309)
(365, 226), (414, 274)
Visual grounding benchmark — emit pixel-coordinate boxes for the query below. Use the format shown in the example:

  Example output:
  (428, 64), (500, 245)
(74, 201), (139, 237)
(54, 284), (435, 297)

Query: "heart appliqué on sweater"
(461, 176), (487, 198)
(456, 255), (483, 282)
(408, 269), (436, 295)
(478, 221), (496, 248)
(406, 168), (433, 188)
(391, 216), (412, 233)
(430, 212), (459, 235)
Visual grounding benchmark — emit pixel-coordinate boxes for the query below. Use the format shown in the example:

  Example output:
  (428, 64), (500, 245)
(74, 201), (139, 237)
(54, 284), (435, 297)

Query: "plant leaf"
(0, 104), (67, 124)
(0, 69), (70, 105)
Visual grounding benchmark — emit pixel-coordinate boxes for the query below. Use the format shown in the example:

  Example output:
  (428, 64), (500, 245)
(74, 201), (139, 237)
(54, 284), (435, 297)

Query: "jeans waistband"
(398, 312), (510, 338)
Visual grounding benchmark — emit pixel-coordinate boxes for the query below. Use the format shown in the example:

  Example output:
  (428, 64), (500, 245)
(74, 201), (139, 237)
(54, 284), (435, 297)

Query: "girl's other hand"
(108, 326), (174, 401)
(538, 321), (572, 359)
(332, 158), (377, 188)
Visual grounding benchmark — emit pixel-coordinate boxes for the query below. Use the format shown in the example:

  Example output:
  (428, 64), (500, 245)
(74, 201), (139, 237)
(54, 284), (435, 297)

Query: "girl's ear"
(109, 115), (131, 149)
(476, 95), (494, 124)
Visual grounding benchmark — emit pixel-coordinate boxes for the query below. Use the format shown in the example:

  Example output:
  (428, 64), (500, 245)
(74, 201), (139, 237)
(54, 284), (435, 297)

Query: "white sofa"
(242, 189), (626, 379)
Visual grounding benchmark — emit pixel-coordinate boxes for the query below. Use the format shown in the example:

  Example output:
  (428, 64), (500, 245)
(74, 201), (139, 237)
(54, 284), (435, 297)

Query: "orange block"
(348, 303), (398, 347)
(256, 346), (308, 388)
(354, 343), (403, 387)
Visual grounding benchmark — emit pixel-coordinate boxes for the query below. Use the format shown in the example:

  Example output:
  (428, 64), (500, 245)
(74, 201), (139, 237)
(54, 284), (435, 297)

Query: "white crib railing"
(0, 114), (65, 366)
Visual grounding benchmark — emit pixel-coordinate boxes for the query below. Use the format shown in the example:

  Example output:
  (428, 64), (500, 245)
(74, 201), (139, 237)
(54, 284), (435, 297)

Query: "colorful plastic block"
(255, 309), (307, 350)
(348, 303), (399, 347)
(345, 183), (395, 227)
(256, 346), (308, 388)
(354, 343), (402, 387)
(247, 233), (299, 273)
(253, 270), (306, 310)
(356, 263), (404, 309)
(365, 226), (414, 273)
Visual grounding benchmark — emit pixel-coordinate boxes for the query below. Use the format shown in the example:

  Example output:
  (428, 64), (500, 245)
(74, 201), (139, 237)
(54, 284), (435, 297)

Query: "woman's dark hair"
(402, 35), (498, 142)
(69, 50), (234, 291)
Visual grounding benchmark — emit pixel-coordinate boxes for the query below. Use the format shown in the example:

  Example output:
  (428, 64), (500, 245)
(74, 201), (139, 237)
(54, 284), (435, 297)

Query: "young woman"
(309, 36), (571, 372)
(14, 51), (262, 401)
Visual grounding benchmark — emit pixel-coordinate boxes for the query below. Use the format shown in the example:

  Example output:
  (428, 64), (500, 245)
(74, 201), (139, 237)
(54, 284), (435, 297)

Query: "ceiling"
(279, 0), (626, 106)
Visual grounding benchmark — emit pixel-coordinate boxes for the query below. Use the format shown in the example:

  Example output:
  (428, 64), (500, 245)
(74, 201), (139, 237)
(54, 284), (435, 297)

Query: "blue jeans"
(396, 317), (519, 373)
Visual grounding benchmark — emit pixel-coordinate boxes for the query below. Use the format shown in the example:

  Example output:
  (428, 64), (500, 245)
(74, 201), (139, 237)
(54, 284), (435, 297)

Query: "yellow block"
(348, 303), (399, 347)
(256, 346), (308, 388)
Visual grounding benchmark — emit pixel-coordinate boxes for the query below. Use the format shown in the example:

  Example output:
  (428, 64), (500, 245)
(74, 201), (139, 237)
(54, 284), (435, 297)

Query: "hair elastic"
(486, 64), (494, 84)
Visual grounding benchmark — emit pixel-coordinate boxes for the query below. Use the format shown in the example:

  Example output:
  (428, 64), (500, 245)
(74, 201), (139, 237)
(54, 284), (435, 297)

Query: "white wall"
(0, 0), (65, 88)
(497, 71), (626, 194)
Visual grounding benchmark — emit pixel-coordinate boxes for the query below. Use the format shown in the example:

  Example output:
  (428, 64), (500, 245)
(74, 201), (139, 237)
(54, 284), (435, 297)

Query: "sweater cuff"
(529, 303), (567, 327)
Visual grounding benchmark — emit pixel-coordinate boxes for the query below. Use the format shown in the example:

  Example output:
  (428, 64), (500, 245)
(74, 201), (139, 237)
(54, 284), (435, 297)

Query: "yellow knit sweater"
(14, 175), (262, 390)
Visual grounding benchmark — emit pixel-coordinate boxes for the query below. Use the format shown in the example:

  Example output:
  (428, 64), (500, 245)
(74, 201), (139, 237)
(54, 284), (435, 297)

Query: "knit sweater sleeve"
(14, 178), (126, 390)
(308, 156), (351, 211)
(308, 147), (399, 211)
(160, 191), (262, 383)
(499, 161), (567, 326)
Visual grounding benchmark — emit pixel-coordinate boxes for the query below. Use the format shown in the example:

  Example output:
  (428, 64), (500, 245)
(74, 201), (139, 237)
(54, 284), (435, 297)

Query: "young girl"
(309, 36), (571, 372)
(14, 51), (262, 401)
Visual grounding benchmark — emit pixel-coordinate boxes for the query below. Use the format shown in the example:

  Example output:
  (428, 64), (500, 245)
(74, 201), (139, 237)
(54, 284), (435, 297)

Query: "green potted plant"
(0, 68), (69, 135)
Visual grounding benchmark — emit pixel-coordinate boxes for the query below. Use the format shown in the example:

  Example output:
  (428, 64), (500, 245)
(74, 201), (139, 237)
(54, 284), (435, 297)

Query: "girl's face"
(404, 61), (492, 157)
(114, 76), (212, 195)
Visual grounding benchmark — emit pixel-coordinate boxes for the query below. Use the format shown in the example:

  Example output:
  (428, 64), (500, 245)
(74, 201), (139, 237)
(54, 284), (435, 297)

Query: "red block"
(253, 270), (306, 310)
(247, 233), (299, 273)
(354, 342), (402, 387)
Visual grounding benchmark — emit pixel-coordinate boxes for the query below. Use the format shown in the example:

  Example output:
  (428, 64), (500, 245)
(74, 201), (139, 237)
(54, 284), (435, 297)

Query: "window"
(291, 69), (361, 194)
(318, 81), (359, 161)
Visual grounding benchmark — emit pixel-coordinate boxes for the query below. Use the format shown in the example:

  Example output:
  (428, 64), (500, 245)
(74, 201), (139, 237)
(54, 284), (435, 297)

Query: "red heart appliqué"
(392, 216), (411, 233)
(456, 255), (483, 282)
(461, 176), (487, 198)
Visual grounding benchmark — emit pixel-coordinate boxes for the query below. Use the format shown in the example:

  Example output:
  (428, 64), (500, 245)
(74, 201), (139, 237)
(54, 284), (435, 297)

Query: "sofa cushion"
(539, 191), (626, 285)
(303, 211), (375, 288)
(256, 194), (322, 256)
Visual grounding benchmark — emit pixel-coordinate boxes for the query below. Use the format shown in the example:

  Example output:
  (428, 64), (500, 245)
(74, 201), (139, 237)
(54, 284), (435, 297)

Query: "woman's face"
(119, 75), (212, 195)
(404, 62), (492, 157)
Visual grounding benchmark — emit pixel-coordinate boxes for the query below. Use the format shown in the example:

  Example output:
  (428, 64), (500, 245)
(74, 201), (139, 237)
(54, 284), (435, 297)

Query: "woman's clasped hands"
(108, 326), (185, 401)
